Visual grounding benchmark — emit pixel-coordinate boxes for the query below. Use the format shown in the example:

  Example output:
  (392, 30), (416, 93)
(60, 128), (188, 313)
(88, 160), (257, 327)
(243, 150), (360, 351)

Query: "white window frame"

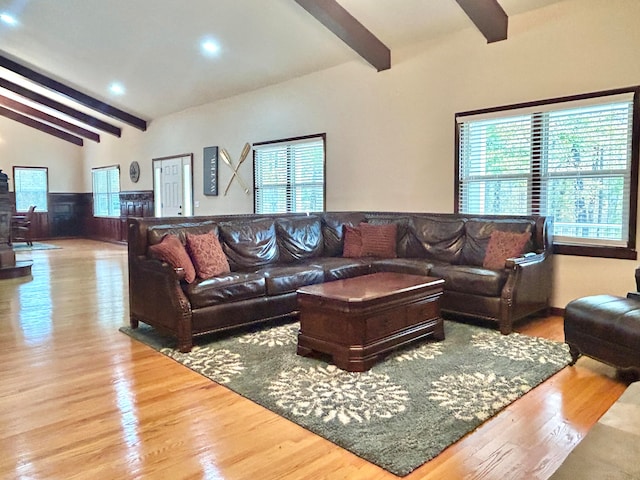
(456, 87), (639, 259)
(253, 134), (326, 214)
(13, 166), (48, 212)
(92, 165), (121, 217)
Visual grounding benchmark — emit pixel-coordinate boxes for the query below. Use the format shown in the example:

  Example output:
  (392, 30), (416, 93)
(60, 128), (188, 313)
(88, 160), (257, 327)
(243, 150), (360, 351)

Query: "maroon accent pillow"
(186, 231), (231, 279)
(342, 225), (363, 258)
(360, 222), (397, 258)
(148, 234), (196, 283)
(483, 230), (531, 270)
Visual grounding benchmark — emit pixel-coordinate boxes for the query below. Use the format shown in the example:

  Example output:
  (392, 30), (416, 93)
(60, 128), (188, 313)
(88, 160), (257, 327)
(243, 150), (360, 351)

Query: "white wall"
(81, 0), (640, 307)
(0, 116), (83, 193)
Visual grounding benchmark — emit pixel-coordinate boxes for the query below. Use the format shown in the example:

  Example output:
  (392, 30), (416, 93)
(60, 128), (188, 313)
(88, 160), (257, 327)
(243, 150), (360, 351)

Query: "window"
(456, 87), (639, 259)
(92, 165), (121, 217)
(253, 134), (325, 214)
(13, 166), (48, 212)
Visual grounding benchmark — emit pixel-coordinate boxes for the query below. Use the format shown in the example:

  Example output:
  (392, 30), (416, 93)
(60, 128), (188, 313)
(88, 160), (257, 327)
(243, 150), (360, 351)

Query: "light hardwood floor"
(0, 239), (630, 480)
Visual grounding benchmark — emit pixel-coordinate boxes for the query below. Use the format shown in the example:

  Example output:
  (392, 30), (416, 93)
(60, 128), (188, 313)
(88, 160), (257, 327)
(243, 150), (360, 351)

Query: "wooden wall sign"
(203, 146), (218, 196)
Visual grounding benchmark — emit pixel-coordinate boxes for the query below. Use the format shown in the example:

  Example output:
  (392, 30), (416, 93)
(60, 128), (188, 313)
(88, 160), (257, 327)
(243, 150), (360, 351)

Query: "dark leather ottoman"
(564, 294), (640, 374)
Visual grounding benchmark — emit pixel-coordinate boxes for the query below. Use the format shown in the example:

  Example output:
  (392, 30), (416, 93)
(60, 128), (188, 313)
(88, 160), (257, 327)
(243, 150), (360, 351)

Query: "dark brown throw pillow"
(342, 225), (363, 257)
(148, 234), (197, 283)
(186, 231), (230, 279)
(360, 222), (398, 258)
(483, 230), (531, 270)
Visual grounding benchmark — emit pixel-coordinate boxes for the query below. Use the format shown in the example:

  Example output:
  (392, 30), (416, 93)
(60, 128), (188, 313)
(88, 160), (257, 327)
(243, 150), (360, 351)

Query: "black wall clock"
(129, 161), (140, 183)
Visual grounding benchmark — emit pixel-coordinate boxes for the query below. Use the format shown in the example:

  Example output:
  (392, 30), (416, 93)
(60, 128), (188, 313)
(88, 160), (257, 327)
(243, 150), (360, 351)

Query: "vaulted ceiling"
(0, 0), (564, 146)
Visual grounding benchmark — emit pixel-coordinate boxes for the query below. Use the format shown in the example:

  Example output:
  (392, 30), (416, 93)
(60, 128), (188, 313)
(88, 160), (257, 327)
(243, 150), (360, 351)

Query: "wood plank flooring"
(0, 239), (630, 479)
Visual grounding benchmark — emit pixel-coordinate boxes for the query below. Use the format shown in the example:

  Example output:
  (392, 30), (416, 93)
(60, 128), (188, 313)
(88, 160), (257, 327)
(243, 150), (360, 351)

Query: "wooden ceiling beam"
(0, 78), (121, 137)
(0, 94), (100, 142)
(0, 54), (147, 131)
(293, 0), (390, 71)
(0, 105), (83, 146)
(454, 0), (508, 43)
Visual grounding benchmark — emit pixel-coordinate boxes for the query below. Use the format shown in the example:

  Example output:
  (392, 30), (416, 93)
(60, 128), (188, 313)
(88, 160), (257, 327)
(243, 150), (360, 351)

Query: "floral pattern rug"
(120, 320), (571, 476)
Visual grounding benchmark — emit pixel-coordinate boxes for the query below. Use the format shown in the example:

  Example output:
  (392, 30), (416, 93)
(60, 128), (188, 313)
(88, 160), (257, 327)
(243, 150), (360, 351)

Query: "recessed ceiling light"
(109, 82), (125, 95)
(201, 39), (221, 56)
(0, 13), (18, 26)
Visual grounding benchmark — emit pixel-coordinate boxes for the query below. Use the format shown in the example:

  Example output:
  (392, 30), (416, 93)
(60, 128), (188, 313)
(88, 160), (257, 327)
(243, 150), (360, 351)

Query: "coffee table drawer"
(366, 309), (408, 340)
(406, 297), (440, 324)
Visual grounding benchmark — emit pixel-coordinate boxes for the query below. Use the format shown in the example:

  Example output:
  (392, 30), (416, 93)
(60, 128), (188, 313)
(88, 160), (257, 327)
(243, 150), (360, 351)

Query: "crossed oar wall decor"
(220, 143), (251, 195)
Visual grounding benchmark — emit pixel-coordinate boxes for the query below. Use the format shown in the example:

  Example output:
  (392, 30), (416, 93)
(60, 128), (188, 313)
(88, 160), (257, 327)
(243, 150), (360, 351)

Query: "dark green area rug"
(120, 320), (571, 476)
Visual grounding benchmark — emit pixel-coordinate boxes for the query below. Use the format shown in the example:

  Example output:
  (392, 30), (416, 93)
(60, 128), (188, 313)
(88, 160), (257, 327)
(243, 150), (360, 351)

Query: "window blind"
(14, 167), (48, 212)
(254, 135), (325, 214)
(92, 166), (121, 217)
(457, 91), (636, 248)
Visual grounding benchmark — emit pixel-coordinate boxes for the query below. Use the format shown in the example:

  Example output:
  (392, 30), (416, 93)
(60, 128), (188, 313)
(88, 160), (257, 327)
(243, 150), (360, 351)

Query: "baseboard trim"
(549, 306), (565, 316)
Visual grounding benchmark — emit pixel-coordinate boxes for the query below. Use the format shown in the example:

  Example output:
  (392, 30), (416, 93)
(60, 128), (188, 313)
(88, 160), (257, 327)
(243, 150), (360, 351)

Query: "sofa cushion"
(461, 219), (534, 266)
(148, 234), (197, 283)
(310, 257), (372, 281)
(322, 212), (366, 256)
(183, 272), (267, 308)
(408, 216), (465, 263)
(276, 216), (323, 263)
(483, 230), (531, 270)
(370, 258), (433, 276)
(342, 225), (363, 257)
(430, 264), (507, 297)
(359, 222), (398, 258)
(219, 218), (279, 269)
(366, 215), (411, 257)
(343, 223), (398, 258)
(186, 231), (230, 279)
(147, 221), (219, 246)
(254, 263), (325, 295)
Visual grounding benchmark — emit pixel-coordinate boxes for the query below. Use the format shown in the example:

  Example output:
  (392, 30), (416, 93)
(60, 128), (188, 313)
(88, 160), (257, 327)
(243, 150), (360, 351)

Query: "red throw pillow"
(186, 231), (230, 279)
(483, 230), (531, 270)
(342, 225), (363, 257)
(148, 234), (197, 283)
(360, 222), (397, 258)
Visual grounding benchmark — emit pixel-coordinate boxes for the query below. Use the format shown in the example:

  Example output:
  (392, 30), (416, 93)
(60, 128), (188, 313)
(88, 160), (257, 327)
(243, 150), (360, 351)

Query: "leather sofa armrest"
(148, 258), (187, 281)
(129, 256), (192, 331)
(135, 255), (186, 279)
(626, 291), (640, 301)
(505, 251), (546, 269)
(499, 250), (552, 333)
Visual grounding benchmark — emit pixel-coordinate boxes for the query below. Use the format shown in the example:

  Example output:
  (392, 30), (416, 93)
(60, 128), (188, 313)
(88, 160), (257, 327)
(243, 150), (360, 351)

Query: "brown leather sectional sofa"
(128, 212), (553, 352)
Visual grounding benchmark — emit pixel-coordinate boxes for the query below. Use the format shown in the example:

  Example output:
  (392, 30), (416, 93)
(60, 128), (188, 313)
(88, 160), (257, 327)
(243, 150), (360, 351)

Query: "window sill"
(553, 243), (637, 260)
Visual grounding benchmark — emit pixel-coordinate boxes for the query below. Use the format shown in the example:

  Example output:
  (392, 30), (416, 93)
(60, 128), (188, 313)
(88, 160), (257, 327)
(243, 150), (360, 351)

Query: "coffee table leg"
(297, 344), (313, 357)
(432, 318), (445, 341)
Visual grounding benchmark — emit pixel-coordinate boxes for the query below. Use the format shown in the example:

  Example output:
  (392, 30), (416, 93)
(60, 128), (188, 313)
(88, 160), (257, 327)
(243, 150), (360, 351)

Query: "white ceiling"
(0, 0), (565, 124)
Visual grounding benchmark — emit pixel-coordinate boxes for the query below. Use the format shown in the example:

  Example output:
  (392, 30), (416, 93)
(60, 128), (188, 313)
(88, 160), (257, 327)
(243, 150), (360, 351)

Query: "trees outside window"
(254, 134), (325, 214)
(92, 166), (121, 217)
(456, 88), (638, 258)
(13, 166), (48, 212)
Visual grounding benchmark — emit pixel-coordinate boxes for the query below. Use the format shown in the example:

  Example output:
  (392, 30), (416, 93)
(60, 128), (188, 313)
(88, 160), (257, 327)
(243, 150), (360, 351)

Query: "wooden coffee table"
(296, 272), (445, 372)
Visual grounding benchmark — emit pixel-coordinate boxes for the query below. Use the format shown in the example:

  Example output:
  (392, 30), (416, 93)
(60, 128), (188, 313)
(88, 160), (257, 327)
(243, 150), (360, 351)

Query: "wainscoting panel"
(89, 191), (154, 243)
(49, 193), (89, 238)
(8, 190), (154, 244)
(120, 191), (154, 218)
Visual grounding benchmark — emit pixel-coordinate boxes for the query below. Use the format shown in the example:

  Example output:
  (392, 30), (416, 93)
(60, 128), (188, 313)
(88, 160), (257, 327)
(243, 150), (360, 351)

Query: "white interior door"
(153, 154), (193, 217)
(161, 157), (183, 216)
